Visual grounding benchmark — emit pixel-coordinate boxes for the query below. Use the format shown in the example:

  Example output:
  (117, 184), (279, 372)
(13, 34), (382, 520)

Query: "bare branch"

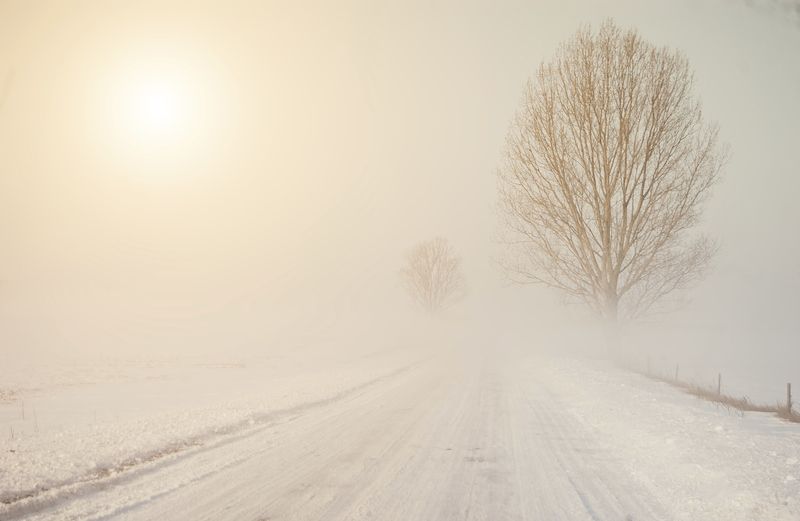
(497, 20), (724, 322)
(400, 237), (467, 315)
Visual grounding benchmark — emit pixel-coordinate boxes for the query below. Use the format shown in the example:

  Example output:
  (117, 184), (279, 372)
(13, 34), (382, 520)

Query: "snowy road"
(6, 353), (671, 521)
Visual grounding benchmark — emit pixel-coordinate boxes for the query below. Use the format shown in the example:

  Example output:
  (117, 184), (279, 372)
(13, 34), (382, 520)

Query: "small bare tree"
(498, 21), (725, 323)
(400, 237), (466, 314)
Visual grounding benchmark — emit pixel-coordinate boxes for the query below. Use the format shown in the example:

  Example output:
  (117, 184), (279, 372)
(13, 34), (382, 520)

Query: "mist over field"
(1, 1), (799, 520)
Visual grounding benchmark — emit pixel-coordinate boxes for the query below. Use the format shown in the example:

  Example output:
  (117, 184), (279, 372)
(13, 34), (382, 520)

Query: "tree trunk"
(602, 296), (620, 359)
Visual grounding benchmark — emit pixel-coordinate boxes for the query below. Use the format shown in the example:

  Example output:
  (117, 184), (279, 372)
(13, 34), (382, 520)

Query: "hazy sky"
(0, 0), (798, 364)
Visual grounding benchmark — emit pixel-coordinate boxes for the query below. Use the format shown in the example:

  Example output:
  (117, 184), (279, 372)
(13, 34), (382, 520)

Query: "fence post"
(717, 373), (721, 395)
(788, 383), (793, 414)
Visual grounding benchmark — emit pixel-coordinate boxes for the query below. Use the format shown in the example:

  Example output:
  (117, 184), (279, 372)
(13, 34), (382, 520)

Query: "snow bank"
(0, 346), (422, 505)
(531, 355), (800, 520)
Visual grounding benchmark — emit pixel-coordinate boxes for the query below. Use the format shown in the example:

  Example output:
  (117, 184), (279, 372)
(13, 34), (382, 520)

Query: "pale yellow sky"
(0, 0), (798, 362)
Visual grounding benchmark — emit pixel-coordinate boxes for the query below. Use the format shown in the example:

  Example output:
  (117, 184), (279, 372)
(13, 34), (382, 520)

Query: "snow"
(2, 348), (799, 520)
(531, 354), (800, 520)
(622, 324), (800, 408)
(0, 346), (423, 509)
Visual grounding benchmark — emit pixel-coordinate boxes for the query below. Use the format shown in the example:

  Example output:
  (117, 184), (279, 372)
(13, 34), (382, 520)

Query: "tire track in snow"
(9, 352), (673, 521)
(508, 363), (669, 521)
(0, 360), (426, 521)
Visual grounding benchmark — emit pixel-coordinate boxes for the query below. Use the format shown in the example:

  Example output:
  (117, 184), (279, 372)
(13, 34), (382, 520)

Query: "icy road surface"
(3, 351), (799, 521)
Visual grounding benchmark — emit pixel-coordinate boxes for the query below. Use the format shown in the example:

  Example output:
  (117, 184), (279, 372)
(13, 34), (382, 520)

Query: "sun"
(132, 80), (182, 136)
(97, 49), (227, 178)
(125, 77), (188, 142)
(101, 57), (202, 150)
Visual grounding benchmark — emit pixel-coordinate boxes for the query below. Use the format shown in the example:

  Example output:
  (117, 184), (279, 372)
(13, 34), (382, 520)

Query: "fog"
(1, 0), (798, 385)
(4, 2), (800, 519)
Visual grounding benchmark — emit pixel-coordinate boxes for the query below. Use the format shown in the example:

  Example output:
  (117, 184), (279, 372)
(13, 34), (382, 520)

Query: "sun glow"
(130, 80), (184, 137)
(121, 75), (191, 144)
(98, 49), (228, 179)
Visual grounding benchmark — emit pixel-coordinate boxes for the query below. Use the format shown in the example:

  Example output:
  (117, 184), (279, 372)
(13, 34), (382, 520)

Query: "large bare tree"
(498, 21), (725, 322)
(400, 237), (466, 314)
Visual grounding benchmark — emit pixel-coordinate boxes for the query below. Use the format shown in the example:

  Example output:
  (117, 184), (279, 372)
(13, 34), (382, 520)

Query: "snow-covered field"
(2, 347), (799, 520)
(620, 324), (800, 408)
(0, 346), (425, 509)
